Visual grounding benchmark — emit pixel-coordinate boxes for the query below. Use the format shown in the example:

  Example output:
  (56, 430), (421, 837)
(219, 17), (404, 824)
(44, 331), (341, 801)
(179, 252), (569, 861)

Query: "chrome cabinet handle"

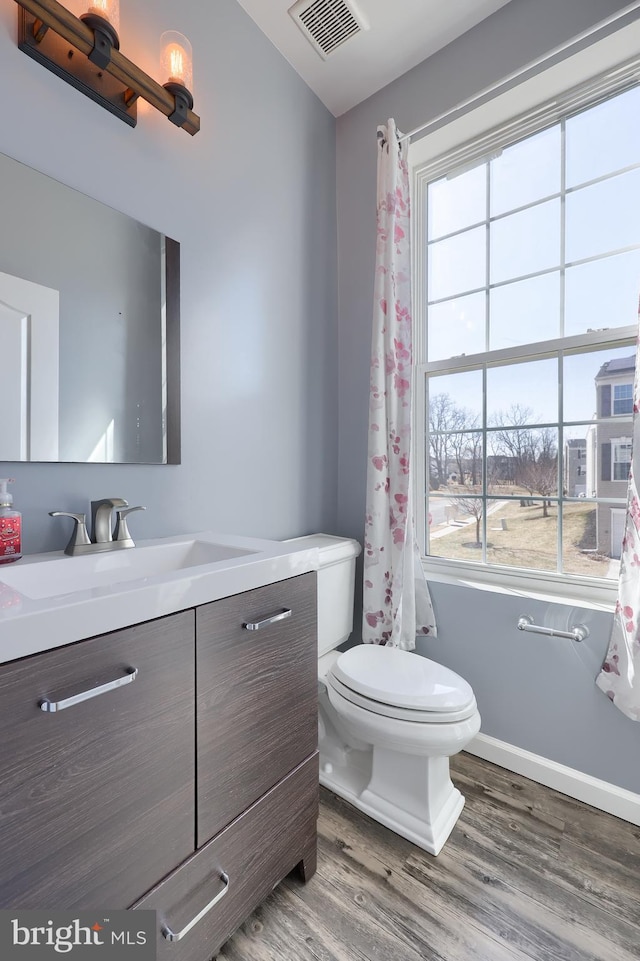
(39, 667), (138, 713)
(162, 872), (230, 942)
(243, 608), (292, 631)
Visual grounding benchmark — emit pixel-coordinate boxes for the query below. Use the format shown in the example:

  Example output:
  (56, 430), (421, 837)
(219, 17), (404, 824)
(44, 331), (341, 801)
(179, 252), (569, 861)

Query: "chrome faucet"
(91, 498), (128, 544)
(49, 498), (146, 556)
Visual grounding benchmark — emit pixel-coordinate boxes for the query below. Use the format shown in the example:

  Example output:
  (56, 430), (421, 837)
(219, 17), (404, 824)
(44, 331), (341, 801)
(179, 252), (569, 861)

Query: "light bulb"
(160, 31), (193, 93)
(86, 0), (119, 34)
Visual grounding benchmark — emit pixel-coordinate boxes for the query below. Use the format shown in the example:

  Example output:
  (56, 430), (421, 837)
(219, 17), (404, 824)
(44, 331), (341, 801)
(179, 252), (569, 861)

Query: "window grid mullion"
(558, 116), (567, 574)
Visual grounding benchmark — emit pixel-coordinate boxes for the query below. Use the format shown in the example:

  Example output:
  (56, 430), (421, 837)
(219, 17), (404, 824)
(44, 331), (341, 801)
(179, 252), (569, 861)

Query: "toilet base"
(319, 743), (464, 856)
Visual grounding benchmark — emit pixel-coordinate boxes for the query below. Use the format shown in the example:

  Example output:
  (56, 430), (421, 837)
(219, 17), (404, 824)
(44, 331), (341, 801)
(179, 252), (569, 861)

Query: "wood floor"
(218, 752), (640, 961)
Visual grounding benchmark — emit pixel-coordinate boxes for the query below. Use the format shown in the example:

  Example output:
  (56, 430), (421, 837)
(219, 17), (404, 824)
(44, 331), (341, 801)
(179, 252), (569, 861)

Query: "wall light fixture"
(15, 0), (200, 135)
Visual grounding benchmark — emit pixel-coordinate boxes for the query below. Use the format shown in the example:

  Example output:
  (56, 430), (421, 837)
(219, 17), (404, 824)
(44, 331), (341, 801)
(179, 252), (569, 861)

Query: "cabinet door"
(197, 572), (317, 845)
(134, 754), (318, 961)
(0, 611), (195, 910)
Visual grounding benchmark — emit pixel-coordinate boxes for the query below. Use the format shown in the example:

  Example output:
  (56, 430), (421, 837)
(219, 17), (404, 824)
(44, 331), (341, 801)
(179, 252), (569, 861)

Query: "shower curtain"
(597, 312), (640, 721)
(362, 119), (437, 650)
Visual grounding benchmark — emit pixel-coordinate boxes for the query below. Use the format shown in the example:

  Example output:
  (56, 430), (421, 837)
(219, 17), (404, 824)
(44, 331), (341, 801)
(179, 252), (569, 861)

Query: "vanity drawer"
(0, 611), (195, 910)
(134, 753), (318, 961)
(196, 572), (317, 845)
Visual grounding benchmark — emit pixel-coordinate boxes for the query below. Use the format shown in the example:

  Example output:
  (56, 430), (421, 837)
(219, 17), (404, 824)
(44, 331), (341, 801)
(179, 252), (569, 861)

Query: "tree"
(429, 393), (480, 488)
(517, 428), (558, 517)
(452, 492), (484, 546)
(428, 393), (466, 488)
(490, 409), (558, 516)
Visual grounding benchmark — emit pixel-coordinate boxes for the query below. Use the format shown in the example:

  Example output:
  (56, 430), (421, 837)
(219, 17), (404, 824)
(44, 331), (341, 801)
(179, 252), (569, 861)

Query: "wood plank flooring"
(218, 753), (640, 961)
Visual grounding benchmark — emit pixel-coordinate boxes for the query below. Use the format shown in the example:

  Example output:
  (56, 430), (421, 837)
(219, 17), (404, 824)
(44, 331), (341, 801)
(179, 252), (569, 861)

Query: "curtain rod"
(399, 1), (640, 144)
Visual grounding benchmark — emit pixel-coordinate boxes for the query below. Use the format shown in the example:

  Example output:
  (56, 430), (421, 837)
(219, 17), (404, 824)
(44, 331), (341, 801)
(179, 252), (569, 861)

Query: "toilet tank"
(282, 534), (361, 656)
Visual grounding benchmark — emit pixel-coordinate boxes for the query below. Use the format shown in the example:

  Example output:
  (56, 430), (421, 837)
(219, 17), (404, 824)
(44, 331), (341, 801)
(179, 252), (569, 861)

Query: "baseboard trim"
(466, 733), (640, 826)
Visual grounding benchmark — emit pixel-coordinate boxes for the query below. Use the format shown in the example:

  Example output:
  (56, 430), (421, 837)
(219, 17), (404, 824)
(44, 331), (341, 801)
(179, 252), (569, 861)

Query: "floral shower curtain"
(597, 314), (640, 721)
(362, 119), (437, 650)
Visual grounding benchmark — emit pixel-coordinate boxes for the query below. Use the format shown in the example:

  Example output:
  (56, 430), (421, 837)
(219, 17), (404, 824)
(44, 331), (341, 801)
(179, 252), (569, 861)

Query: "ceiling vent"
(288, 0), (369, 60)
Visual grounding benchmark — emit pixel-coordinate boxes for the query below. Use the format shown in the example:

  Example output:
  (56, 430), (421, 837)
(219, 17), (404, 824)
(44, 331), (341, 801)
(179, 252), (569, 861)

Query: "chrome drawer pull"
(39, 667), (138, 713)
(243, 608), (292, 631)
(162, 872), (230, 942)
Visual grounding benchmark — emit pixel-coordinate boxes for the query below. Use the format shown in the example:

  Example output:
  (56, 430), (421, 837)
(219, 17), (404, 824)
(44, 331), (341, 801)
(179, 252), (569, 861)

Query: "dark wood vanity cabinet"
(0, 611), (196, 910)
(0, 571), (318, 960)
(196, 573), (318, 844)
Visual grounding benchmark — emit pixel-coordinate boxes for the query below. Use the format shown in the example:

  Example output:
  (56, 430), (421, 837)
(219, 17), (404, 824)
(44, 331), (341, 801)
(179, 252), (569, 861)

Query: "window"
(613, 383), (634, 414)
(613, 439), (632, 480)
(414, 70), (640, 589)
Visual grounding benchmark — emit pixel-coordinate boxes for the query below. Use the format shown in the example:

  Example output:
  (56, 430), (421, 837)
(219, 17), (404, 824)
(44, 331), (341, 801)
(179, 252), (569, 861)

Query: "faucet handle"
(114, 506), (146, 545)
(49, 511), (91, 556)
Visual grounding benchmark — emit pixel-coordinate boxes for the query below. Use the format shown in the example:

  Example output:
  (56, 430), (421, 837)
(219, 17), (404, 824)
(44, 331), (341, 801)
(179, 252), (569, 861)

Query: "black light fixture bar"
(15, 0), (200, 135)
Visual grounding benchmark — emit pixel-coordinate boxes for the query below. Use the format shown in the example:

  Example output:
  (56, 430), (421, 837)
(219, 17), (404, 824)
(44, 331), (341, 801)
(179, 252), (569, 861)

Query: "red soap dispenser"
(0, 479), (21, 564)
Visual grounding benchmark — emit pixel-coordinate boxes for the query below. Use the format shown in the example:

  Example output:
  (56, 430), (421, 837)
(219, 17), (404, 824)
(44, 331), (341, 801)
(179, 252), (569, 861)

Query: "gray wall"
(336, 0), (640, 792)
(0, 0), (338, 548)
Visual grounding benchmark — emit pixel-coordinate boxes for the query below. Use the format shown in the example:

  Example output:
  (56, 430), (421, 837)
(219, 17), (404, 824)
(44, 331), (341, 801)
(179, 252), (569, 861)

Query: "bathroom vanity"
(0, 533), (319, 959)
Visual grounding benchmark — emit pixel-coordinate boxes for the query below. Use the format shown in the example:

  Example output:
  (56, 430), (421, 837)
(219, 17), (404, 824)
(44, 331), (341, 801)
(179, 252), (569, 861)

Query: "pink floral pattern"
(362, 120), (437, 649)
(597, 311), (640, 720)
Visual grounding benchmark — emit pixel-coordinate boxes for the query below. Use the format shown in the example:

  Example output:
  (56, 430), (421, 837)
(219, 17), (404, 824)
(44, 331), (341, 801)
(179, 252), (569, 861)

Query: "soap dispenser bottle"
(0, 479), (21, 564)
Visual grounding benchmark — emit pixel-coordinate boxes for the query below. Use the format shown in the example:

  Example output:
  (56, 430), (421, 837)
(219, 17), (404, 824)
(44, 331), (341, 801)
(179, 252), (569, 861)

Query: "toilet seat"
(327, 672), (478, 723)
(329, 644), (475, 718)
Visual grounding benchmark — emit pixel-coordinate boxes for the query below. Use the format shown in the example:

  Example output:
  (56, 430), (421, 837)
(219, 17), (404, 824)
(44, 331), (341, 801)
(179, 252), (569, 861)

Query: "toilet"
(284, 533), (481, 856)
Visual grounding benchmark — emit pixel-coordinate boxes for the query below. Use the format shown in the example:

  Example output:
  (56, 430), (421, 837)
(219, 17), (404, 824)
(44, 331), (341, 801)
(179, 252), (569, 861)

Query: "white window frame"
(410, 22), (640, 610)
(612, 437), (633, 480)
(613, 383), (634, 415)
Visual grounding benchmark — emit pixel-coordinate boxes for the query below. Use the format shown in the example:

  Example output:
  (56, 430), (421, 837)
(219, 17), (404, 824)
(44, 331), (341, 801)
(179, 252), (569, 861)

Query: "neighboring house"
(586, 355), (635, 559)
(564, 439), (587, 497)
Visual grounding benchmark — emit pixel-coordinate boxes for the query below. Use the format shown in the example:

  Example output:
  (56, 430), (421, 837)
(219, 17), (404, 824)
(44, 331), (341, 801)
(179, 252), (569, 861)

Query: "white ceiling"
(235, 0), (514, 116)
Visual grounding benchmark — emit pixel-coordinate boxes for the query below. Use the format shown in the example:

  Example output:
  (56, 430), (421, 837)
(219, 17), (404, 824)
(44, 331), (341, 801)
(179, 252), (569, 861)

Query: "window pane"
(565, 168), (640, 262)
(563, 346), (635, 422)
(428, 226), (485, 301)
(428, 164), (486, 240)
(484, 499), (558, 572)
(428, 494), (486, 562)
(490, 125), (561, 216)
(564, 250), (640, 336)
(562, 501), (625, 579)
(428, 370), (483, 431)
(490, 272), (560, 349)
(613, 383), (633, 415)
(427, 292), (485, 361)
(487, 428), (558, 496)
(487, 358), (558, 425)
(563, 431), (590, 497)
(428, 432), (483, 491)
(566, 86), (640, 188)
(491, 199), (560, 284)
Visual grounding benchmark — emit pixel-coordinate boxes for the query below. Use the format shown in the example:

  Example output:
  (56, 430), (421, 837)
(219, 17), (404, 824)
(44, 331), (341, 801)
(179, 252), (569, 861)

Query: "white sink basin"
(0, 538), (257, 601)
(0, 530), (319, 666)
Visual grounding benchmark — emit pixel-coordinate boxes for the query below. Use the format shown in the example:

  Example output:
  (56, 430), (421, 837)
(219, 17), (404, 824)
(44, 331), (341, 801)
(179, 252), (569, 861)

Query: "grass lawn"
(430, 498), (612, 577)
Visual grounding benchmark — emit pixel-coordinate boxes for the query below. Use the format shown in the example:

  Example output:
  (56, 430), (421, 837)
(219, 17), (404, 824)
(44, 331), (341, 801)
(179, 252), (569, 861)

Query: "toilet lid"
(331, 645), (474, 713)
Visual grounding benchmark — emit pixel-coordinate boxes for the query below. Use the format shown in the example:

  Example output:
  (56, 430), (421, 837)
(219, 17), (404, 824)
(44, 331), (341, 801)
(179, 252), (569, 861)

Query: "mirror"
(0, 151), (180, 464)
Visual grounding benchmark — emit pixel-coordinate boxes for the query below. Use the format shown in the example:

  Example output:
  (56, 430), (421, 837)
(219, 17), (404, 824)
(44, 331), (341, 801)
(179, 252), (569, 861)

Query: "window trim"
(410, 33), (640, 607)
(613, 383), (634, 415)
(612, 437), (633, 480)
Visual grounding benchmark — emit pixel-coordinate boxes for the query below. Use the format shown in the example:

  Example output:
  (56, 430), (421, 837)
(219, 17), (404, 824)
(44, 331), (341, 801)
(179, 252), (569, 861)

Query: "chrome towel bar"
(517, 615), (588, 643)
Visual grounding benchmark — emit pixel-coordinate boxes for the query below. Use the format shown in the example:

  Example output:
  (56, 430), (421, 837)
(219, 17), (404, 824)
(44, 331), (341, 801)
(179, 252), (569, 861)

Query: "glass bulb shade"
(160, 31), (193, 92)
(86, 0), (119, 33)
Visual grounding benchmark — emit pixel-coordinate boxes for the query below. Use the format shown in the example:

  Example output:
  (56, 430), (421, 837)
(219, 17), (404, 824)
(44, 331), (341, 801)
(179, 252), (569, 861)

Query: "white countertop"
(0, 532), (319, 665)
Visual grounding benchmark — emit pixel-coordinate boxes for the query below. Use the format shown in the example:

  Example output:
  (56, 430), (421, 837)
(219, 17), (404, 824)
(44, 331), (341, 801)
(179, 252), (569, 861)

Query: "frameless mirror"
(0, 151), (180, 464)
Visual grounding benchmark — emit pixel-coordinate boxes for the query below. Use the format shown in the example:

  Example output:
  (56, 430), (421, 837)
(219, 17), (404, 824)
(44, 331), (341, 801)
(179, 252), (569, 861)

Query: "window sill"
(421, 557), (617, 612)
